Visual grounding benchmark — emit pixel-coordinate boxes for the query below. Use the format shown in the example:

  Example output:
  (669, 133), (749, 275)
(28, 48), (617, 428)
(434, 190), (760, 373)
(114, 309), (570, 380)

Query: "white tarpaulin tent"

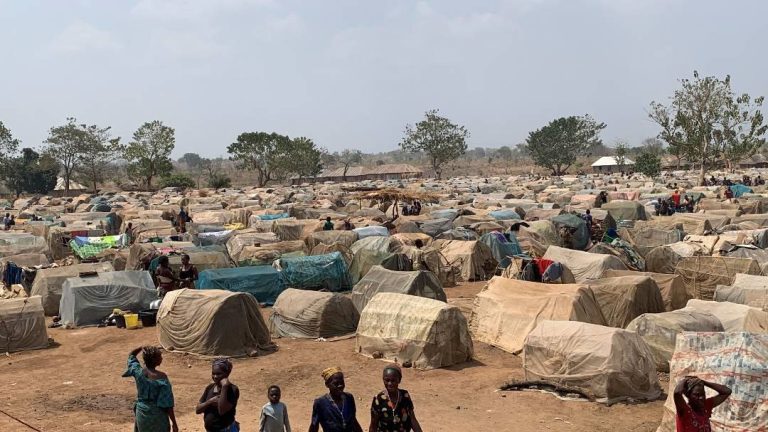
(350, 265), (446, 313)
(543, 246), (628, 282)
(684, 299), (768, 333)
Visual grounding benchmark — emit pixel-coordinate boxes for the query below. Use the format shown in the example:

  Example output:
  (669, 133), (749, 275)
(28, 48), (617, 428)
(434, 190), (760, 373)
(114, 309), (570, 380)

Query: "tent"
(602, 270), (689, 312)
(644, 241), (709, 274)
(684, 299), (768, 333)
(348, 237), (401, 284)
(0, 296), (49, 353)
(470, 277), (606, 354)
(714, 273), (768, 310)
(59, 271), (157, 327)
(197, 266), (286, 305)
(543, 246), (627, 283)
(478, 232), (523, 269)
(356, 293), (473, 370)
(656, 332), (767, 432)
(148, 246), (233, 275)
(225, 231), (280, 262)
(434, 239), (497, 282)
(238, 241), (306, 266)
(584, 276), (665, 328)
(551, 213), (590, 250)
(523, 320), (662, 404)
(30, 262), (115, 315)
(620, 226), (684, 258)
(601, 200), (648, 221)
(674, 256), (761, 300)
(305, 230), (358, 250)
(269, 288), (359, 338)
(276, 252), (352, 291)
(350, 265), (446, 313)
(158, 288), (275, 357)
(626, 309), (723, 372)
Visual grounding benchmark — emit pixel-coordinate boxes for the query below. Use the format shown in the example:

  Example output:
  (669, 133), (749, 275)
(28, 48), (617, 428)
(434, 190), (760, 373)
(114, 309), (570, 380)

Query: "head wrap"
(213, 358), (233, 375)
(321, 366), (343, 382)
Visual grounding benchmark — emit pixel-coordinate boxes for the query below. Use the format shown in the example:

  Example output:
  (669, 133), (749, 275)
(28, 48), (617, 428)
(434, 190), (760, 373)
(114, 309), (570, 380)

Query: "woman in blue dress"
(309, 367), (364, 432)
(122, 346), (179, 432)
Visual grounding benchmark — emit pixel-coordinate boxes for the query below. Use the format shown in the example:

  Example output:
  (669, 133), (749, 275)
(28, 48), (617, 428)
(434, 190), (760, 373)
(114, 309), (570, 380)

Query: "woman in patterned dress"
(368, 365), (423, 432)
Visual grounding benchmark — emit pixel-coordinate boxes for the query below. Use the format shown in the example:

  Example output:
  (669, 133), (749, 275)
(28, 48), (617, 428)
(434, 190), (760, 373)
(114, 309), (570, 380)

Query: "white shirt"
(260, 401), (291, 432)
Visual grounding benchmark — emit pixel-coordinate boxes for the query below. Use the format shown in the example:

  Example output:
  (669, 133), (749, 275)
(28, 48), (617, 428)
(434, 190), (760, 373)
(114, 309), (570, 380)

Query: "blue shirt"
(311, 393), (357, 432)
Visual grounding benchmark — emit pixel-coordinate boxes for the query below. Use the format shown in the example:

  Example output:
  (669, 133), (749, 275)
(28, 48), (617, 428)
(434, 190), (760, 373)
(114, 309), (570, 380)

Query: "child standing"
(196, 358), (240, 432)
(259, 385), (292, 432)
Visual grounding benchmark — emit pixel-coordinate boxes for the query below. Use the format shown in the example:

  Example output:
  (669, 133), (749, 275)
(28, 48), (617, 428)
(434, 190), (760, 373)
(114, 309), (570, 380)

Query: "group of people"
(705, 174), (764, 187)
(124, 347), (424, 432)
(654, 189), (696, 216)
(155, 253), (199, 297)
(2, 213), (16, 230)
(401, 200), (421, 216)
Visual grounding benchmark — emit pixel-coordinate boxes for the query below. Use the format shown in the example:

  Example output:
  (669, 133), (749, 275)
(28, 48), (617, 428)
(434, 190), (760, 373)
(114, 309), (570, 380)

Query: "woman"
(197, 358), (240, 432)
(674, 375), (731, 432)
(156, 255), (177, 297)
(309, 367), (363, 432)
(122, 346), (178, 432)
(179, 254), (199, 289)
(369, 365), (423, 432)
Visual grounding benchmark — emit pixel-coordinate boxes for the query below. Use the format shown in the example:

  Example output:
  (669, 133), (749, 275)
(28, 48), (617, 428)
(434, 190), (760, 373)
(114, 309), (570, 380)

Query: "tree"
(524, 115), (606, 176)
(337, 149), (362, 181)
(496, 146), (513, 161)
(649, 71), (766, 184)
(123, 121), (175, 189)
(227, 132), (292, 187)
(640, 137), (665, 156)
(614, 140), (628, 171)
(43, 118), (91, 195)
(635, 152), (661, 178)
(207, 173), (232, 189)
(178, 153), (205, 188)
(77, 124), (121, 192)
(2, 148), (58, 197)
(289, 137), (324, 183)
(400, 109), (469, 179)
(159, 173), (196, 189)
(0, 121), (20, 166)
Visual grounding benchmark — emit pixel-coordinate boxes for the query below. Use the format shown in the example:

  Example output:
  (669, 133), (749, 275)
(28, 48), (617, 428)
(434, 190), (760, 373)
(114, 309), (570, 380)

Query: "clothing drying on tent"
(69, 234), (126, 260)
(197, 266), (286, 305)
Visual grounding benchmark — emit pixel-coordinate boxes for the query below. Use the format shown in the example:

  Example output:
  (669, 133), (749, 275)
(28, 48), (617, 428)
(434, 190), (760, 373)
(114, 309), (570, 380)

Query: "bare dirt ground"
(2, 282), (666, 432)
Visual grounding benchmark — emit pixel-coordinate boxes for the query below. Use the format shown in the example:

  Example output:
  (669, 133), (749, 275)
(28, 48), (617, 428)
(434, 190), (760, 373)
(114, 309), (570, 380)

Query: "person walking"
(368, 365), (423, 432)
(122, 346), (178, 432)
(309, 367), (363, 432)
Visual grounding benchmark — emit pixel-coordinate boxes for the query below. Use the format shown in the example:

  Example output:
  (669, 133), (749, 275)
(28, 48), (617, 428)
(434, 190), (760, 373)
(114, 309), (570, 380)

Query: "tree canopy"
(3, 148), (58, 197)
(123, 120), (175, 189)
(336, 149), (362, 180)
(635, 151), (661, 178)
(43, 118), (88, 195)
(227, 132), (291, 187)
(400, 109), (469, 179)
(77, 124), (121, 192)
(649, 71), (766, 184)
(524, 115), (606, 176)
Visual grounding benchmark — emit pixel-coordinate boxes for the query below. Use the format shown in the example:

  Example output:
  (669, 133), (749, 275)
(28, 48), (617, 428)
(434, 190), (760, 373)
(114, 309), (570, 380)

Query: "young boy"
(674, 375), (731, 432)
(260, 385), (291, 432)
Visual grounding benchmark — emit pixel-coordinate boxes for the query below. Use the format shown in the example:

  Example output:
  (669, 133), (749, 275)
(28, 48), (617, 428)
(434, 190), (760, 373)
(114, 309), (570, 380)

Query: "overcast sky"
(1, 0), (766, 158)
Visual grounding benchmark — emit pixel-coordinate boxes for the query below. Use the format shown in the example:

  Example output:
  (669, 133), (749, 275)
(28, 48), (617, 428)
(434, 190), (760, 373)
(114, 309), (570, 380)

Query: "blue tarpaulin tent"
(730, 184), (752, 198)
(479, 232), (524, 269)
(488, 209), (521, 220)
(198, 266), (285, 305)
(277, 252), (352, 292)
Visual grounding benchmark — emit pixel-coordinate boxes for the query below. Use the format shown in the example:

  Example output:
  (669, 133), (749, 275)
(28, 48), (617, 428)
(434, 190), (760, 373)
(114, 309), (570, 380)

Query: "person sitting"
(684, 196), (695, 213)
(323, 216), (334, 231)
(342, 219), (354, 231)
(674, 375), (731, 432)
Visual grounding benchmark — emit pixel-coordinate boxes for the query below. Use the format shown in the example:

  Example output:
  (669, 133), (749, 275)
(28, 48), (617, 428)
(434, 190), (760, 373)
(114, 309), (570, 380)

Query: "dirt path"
(2, 282), (665, 431)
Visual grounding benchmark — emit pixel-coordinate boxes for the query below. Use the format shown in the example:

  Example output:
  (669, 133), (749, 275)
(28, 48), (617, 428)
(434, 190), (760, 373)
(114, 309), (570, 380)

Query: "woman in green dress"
(122, 346), (179, 432)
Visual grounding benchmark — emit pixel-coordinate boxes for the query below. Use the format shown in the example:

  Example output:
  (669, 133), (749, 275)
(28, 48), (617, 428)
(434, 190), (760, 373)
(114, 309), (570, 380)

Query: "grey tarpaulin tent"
(0, 296), (49, 353)
(350, 265), (446, 313)
(30, 262), (115, 315)
(269, 288), (359, 338)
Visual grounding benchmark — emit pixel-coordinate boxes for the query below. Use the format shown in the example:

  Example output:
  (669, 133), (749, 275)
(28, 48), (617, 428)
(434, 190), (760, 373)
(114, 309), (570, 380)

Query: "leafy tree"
(635, 152), (661, 178)
(649, 71), (766, 184)
(76, 124), (121, 192)
(614, 140), (628, 171)
(3, 148), (58, 197)
(0, 121), (20, 166)
(159, 173), (195, 189)
(400, 109), (469, 179)
(207, 173), (232, 189)
(178, 153), (206, 188)
(289, 137), (324, 183)
(43, 117), (91, 195)
(496, 146), (513, 161)
(123, 121), (175, 189)
(337, 149), (362, 181)
(227, 132), (291, 187)
(524, 115), (606, 176)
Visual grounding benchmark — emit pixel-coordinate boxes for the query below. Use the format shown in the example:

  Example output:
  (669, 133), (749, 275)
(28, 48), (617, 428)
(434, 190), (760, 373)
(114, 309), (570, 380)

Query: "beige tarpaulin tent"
(356, 293), (473, 370)
(470, 277), (606, 354)
(269, 288), (359, 339)
(523, 320), (662, 404)
(543, 246), (627, 283)
(585, 276), (665, 328)
(620, 226), (684, 259)
(626, 309), (723, 372)
(602, 270), (689, 312)
(350, 265), (446, 313)
(684, 299), (768, 333)
(158, 288), (275, 357)
(644, 241), (710, 274)
(0, 296), (49, 353)
(433, 239), (496, 281)
(601, 200), (647, 221)
(674, 256), (761, 300)
(30, 262), (115, 315)
(714, 273), (768, 310)
(238, 241), (306, 265)
(656, 332), (767, 432)
(305, 230), (359, 250)
(225, 231), (279, 262)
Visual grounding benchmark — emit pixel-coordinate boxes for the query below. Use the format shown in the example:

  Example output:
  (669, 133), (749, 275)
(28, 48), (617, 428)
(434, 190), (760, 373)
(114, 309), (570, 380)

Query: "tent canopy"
(543, 246), (627, 283)
(30, 262), (115, 315)
(269, 288), (359, 338)
(350, 265), (446, 313)
(198, 265), (286, 306)
(0, 296), (49, 353)
(585, 276), (665, 328)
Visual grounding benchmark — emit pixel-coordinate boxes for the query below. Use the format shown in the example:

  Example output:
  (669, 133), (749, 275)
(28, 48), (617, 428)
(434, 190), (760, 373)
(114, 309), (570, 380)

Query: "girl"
(368, 365), (423, 432)
(674, 375), (731, 432)
(155, 255), (177, 297)
(122, 346), (178, 432)
(197, 358), (240, 432)
(309, 367), (363, 432)
(260, 385), (291, 432)
(179, 254), (199, 289)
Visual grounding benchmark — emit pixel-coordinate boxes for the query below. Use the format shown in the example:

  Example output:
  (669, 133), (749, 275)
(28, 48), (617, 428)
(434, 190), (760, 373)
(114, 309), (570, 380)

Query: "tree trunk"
(698, 139), (708, 186)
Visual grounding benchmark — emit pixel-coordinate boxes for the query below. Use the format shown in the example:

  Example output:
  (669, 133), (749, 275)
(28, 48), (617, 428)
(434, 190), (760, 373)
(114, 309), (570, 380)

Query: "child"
(368, 365), (423, 432)
(674, 375), (731, 432)
(260, 385), (292, 432)
(196, 358), (240, 432)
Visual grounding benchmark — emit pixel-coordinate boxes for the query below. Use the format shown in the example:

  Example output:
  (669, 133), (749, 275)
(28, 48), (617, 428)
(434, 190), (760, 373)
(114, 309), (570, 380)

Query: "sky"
(0, 0), (766, 158)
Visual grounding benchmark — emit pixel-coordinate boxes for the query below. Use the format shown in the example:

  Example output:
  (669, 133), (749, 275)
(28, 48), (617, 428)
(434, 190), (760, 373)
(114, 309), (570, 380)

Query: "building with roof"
(591, 156), (635, 174)
(738, 154), (768, 169)
(291, 164), (423, 184)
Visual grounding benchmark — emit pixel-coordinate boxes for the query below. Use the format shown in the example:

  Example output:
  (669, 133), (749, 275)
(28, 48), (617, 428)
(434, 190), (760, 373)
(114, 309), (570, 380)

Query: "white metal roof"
(591, 156), (635, 167)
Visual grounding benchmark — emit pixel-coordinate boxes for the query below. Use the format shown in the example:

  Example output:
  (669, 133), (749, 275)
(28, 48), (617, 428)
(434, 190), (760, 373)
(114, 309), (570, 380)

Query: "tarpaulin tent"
(306, 230), (358, 250)
(30, 262), (115, 315)
(602, 270), (689, 312)
(69, 234), (125, 260)
(276, 252), (352, 291)
(684, 299), (768, 333)
(158, 288), (275, 357)
(0, 296), (49, 353)
(356, 293), (474, 370)
(479, 232), (523, 269)
(0, 232), (49, 258)
(272, 219), (319, 241)
(621, 226), (684, 259)
(225, 231), (280, 261)
(470, 277), (605, 354)
(714, 273), (768, 310)
(195, 230), (234, 247)
(269, 288), (359, 338)
(148, 246), (233, 275)
(674, 256), (761, 300)
(626, 309), (723, 372)
(543, 246), (627, 283)
(238, 241), (306, 266)
(523, 320), (662, 404)
(350, 266), (446, 313)
(656, 332), (767, 432)
(198, 266), (286, 305)
(644, 241), (710, 274)
(434, 239), (496, 282)
(584, 276), (665, 328)
(59, 271), (156, 327)
(348, 237), (404, 284)
(551, 213), (590, 250)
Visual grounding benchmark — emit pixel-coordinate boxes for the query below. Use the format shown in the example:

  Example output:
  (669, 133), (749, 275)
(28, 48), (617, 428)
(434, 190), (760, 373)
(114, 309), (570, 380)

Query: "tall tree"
(635, 151), (661, 178)
(43, 118), (90, 195)
(0, 121), (20, 167)
(178, 153), (205, 188)
(3, 148), (58, 198)
(496, 146), (513, 161)
(289, 137), (325, 183)
(640, 137), (665, 157)
(123, 121), (175, 189)
(649, 71), (766, 184)
(337, 149), (362, 181)
(614, 140), (628, 171)
(400, 109), (469, 179)
(524, 115), (606, 176)
(77, 124), (121, 192)
(227, 132), (291, 187)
